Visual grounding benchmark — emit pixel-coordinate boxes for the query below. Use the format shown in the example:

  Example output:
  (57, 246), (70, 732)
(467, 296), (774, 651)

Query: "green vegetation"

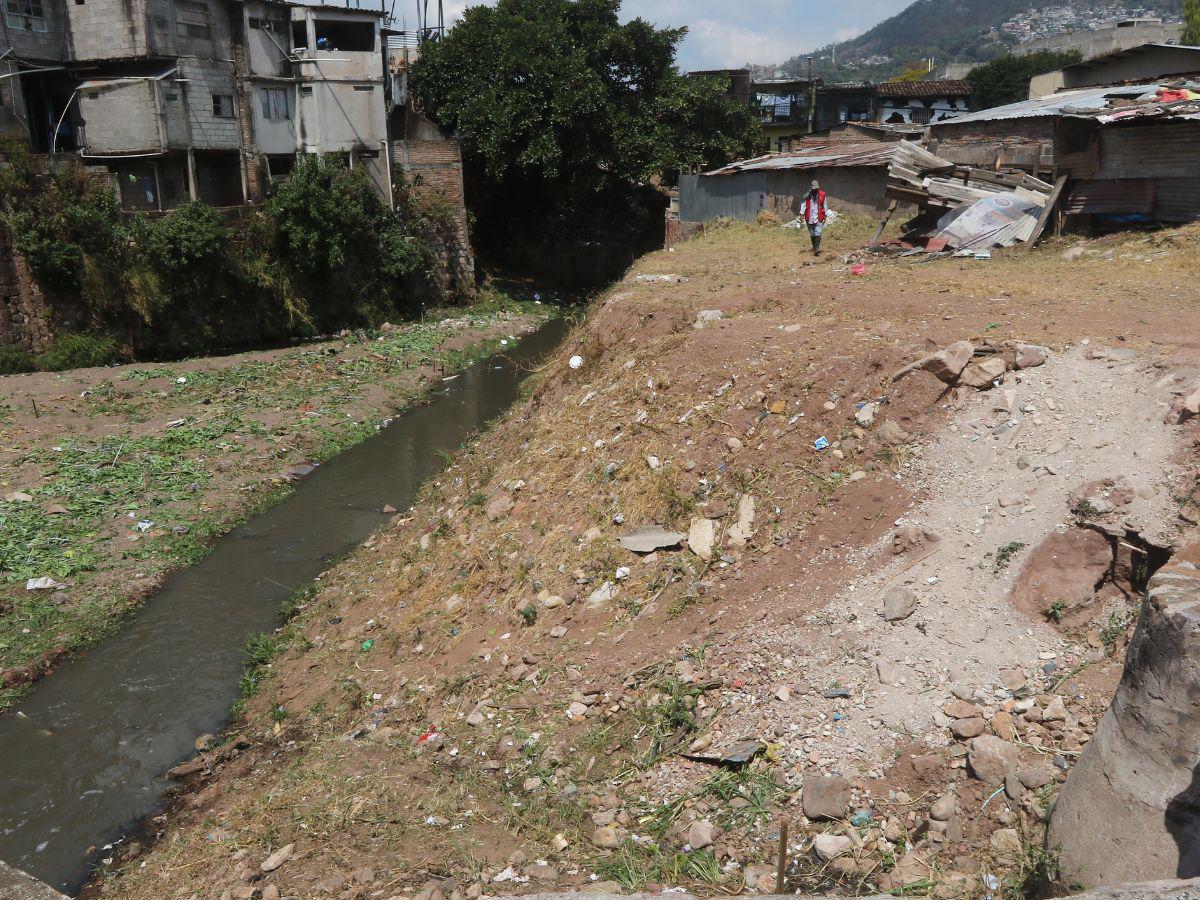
(966, 50), (1083, 110)
(0, 303), (546, 708)
(1045, 600), (1067, 623)
(1003, 837), (1062, 899)
(411, 0), (759, 287)
(0, 344), (33, 374)
(992, 540), (1027, 574)
(1186, 0), (1200, 46)
(0, 143), (463, 364)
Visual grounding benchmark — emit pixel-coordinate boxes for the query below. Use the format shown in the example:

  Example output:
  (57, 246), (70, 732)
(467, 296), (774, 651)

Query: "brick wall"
(0, 227), (54, 353)
(392, 139), (476, 299)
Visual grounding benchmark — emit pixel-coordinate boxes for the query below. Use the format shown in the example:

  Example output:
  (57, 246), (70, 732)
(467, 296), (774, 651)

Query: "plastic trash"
(850, 263), (867, 276)
(851, 809), (872, 827)
(814, 436), (830, 451)
(569, 355), (584, 369)
(26, 576), (64, 591)
(361, 639), (374, 652)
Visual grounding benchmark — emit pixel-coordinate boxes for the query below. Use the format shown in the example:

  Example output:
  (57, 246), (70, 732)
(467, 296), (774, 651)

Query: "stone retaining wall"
(0, 227), (54, 353)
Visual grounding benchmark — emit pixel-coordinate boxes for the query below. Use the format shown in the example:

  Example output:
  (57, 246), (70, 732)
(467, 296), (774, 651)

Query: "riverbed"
(0, 320), (567, 894)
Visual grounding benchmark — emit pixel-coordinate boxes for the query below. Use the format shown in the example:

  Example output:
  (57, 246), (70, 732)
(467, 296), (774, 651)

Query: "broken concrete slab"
(0, 861), (67, 900)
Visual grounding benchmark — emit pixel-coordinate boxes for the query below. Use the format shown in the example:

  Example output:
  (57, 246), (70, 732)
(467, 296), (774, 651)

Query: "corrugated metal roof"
(702, 141), (895, 175)
(931, 84), (1157, 125)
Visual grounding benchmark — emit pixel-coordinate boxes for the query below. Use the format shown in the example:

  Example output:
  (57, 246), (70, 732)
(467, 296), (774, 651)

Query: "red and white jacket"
(802, 190), (828, 224)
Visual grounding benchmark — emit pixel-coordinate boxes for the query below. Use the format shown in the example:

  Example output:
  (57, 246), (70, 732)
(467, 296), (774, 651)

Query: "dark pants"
(807, 222), (823, 254)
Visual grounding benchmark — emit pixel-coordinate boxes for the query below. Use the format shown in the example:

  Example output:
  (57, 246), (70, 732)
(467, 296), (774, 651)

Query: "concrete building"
(1019, 18), (1183, 60)
(876, 80), (972, 125)
(1029, 43), (1200, 97)
(0, 0), (399, 209)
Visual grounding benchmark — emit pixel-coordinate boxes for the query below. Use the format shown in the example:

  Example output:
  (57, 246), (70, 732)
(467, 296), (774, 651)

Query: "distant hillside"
(780, 0), (1182, 80)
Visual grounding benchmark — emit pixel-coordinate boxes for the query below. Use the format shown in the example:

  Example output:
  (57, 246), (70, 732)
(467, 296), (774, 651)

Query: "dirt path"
(654, 346), (1181, 788)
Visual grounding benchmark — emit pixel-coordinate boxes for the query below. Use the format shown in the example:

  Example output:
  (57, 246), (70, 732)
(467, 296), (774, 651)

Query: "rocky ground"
(0, 300), (549, 708)
(88, 219), (1200, 900)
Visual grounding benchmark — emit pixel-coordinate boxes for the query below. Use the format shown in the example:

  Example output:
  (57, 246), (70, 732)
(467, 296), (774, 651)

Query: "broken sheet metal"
(930, 192), (1042, 250)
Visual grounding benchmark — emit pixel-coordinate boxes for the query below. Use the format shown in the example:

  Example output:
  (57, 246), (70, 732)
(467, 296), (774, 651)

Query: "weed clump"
(35, 332), (121, 370)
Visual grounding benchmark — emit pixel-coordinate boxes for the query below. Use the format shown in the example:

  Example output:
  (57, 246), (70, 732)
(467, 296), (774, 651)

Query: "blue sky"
(435, 0), (915, 70)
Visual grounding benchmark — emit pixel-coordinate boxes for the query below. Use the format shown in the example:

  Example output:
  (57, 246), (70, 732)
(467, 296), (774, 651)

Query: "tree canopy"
(966, 50), (1083, 111)
(1184, 0), (1200, 45)
(410, 0), (760, 189)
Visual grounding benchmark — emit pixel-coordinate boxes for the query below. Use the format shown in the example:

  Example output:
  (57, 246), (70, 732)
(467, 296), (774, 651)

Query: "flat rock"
(618, 526), (685, 554)
(959, 356), (1008, 390)
(813, 833), (852, 860)
(802, 775), (851, 820)
(882, 587), (918, 622)
(688, 518), (717, 560)
(261, 843), (295, 872)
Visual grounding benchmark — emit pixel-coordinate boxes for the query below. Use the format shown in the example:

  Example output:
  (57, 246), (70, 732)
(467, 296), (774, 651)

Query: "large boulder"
(919, 341), (975, 384)
(1008, 528), (1112, 621)
(1048, 555), (1200, 888)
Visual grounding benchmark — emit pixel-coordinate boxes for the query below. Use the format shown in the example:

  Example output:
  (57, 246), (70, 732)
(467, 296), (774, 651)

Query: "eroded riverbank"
(0, 318), (568, 893)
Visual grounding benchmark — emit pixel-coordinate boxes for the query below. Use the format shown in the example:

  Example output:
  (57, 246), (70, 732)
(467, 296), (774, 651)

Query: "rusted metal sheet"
(1153, 177), (1200, 221)
(1064, 179), (1156, 215)
(1099, 123), (1200, 179)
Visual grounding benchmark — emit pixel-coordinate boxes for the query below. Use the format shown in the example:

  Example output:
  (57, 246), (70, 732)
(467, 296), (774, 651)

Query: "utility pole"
(807, 56), (816, 134)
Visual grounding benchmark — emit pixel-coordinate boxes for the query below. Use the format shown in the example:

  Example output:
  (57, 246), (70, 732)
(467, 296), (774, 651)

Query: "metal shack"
(929, 83), (1200, 224)
(678, 137), (898, 225)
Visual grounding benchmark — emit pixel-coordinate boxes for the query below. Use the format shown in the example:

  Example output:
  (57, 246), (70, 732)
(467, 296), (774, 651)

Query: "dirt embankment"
(0, 304), (548, 708)
(96, 221), (1200, 900)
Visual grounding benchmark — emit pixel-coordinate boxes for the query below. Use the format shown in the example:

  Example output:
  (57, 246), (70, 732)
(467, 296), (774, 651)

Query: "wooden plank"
(871, 199), (899, 244)
(1024, 174), (1069, 251)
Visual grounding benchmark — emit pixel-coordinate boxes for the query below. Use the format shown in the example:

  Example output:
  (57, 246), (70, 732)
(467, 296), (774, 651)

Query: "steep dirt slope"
(97, 221), (1200, 900)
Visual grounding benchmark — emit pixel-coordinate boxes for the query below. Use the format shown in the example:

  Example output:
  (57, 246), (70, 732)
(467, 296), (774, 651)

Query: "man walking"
(802, 180), (827, 256)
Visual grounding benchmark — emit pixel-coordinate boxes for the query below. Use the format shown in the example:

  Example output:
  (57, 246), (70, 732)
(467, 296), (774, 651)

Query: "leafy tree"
(966, 50), (1083, 110)
(1185, 0), (1200, 45)
(410, 0), (759, 286)
(412, 0), (758, 187)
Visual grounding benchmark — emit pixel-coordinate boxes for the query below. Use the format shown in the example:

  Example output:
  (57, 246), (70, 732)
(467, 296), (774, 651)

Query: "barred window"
(6, 0), (47, 33)
(211, 93), (234, 118)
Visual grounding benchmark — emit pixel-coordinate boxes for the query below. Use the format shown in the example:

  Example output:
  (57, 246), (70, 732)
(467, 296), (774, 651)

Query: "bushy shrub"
(0, 344), (33, 374)
(35, 332), (121, 370)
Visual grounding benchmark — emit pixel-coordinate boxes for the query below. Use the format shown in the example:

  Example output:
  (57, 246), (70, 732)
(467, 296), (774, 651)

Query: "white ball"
(569, 355), (584, 370)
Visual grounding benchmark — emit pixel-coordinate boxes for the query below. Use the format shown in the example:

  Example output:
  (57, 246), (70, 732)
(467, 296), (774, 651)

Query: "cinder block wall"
(392, 139), (476, 298)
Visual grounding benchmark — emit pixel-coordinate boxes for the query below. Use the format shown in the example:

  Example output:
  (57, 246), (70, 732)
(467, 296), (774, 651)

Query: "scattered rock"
(943, 699), (981, 719)
(950, 717), (987, 739)
(878, 420), (912, 447)
(959, 357), (1008, 390)
(856, 403), (878, 427)
(688, 518), (717, 560)
(587, 582), (619, 607)
(930, 795), (956, 822)
(882, 587), (918, 622)
(803, 775), (851, 820)
(725, 494), (757, 548)
(687, 820), (715, 850)
(694, 309), (723, 329)
(1009, 528), (1112, 620)
(260, 843), (295, 873)
(1018, 766), (1056, 790)
(990, 828), (1023, 857)
(591, 826), (624, 849)
(968, 735), (1020, 784)
(619, 526), (686, 554)
(813, 833), (852, 860)
(1015, 344), (1050, 369)
(920, 341), (975, 384)
(485, 494), (514, 522)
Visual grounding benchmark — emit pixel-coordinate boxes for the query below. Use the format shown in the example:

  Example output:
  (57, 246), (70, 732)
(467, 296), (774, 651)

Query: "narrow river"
(0, 320), (568, 894)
